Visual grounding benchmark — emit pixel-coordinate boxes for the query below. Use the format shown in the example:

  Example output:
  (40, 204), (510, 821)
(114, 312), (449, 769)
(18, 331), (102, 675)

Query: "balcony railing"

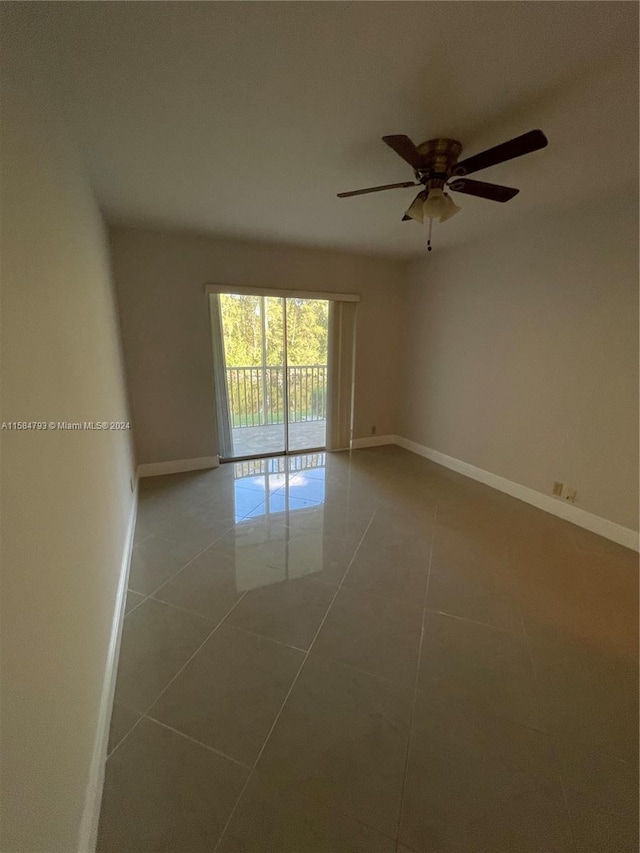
(226, 365), (327, 429)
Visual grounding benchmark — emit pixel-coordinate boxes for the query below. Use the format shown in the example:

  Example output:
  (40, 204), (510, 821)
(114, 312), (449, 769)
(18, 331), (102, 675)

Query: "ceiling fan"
(337, 130), (548, 249)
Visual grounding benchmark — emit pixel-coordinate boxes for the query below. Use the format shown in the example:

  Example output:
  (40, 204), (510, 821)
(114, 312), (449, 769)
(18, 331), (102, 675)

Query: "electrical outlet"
(565, 488), (577, 504)
(371, 425), (377, 436)
(552, 481), (563, 496)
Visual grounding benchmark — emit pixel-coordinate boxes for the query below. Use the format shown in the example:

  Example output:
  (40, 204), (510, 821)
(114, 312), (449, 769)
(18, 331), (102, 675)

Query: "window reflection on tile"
(284, 472), (326, 504)
(215, 455), (336, 589)
(243, 501), (268, 520)
(267, 494), (319, 513)
(235, 475), (270, 495)
(233, 454), (326, 522)
(233, 487), (268, 522)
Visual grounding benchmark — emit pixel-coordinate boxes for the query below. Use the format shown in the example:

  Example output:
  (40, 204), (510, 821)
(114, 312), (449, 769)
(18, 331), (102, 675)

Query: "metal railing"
(226, 365), (327, 428)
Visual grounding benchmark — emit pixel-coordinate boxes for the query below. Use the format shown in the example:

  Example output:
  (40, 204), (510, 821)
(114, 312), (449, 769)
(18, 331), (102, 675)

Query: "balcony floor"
(230, 419), (326, 457)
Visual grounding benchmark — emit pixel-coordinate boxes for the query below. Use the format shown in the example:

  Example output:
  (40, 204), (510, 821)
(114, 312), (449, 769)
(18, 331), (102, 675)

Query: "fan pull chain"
(427, 217), (433, 252)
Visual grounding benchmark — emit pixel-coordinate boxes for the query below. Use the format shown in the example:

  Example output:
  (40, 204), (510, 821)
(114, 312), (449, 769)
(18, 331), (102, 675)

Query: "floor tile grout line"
(309, 649), (415, 691)
(394, 503), (438, 853)
(209, 612), (420, 691)
(212, 509), (378, 852)
(106, 713), (146, 760)
(139, 488), (293, 595)
(129, 586), (237, 627)
(133, 492), (366, 622)
(145, 590), (251, 714)
(222, 622), (308, 655)
(124, 587), (149, 602)
(132, 527), (234, 601)
(328, 573), (439, 612)
(133, 484), (276, 601)
(143, 715), (252, 771)
(125, 506), (372, 652)
(146, 594), (222, 623)
(108, 590), (250, 760)
(424, 607), (520, 635)
(123, 592), (149, 618)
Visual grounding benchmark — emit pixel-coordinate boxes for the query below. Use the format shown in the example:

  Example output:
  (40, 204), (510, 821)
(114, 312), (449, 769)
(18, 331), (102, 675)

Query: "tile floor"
(98, 446), (638, 852)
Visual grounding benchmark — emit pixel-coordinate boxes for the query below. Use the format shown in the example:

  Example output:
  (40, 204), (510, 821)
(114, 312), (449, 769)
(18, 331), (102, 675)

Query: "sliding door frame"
(207, 284), (358, 462)
(282, 296), (290, 455)
(204, 283), (359, 303)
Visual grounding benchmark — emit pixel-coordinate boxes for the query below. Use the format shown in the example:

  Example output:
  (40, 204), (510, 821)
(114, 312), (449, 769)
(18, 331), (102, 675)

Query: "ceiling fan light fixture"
(422, 188), (461, 223)
(404, 191), (427, 223)
(439, 192), (462, 222)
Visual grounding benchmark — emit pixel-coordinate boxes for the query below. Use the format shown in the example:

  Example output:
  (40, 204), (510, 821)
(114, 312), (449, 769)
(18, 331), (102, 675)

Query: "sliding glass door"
(214, 293), (328, 460)
(285, 297), (328, 453)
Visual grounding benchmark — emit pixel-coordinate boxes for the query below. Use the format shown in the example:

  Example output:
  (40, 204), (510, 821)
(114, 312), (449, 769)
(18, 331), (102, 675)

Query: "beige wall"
(399, 195), (639, 531)
(109, 226), (408, 464)
(0, 26), (135, 853)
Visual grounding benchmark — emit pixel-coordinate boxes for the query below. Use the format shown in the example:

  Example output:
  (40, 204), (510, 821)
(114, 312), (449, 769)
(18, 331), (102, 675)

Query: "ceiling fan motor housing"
(416, 138), (462, 188)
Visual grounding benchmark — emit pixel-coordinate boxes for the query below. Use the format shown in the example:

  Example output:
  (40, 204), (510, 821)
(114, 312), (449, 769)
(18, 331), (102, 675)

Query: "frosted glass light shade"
(405, 192), (426, 223)
(439, 192), (461, 222)
(422, 189), (461, 222)
(404, 189), (461, 225)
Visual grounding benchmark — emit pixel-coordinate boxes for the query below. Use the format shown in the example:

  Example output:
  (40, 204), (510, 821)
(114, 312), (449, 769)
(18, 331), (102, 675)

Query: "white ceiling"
(19, 2), (639, 257)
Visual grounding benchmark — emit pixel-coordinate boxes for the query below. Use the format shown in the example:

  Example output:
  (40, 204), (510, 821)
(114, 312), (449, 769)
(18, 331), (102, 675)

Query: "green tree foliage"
(219, 294), (328, 367)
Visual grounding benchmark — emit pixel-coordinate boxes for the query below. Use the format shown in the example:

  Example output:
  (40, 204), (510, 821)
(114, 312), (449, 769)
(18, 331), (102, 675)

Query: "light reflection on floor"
(232, 453), (326, 523)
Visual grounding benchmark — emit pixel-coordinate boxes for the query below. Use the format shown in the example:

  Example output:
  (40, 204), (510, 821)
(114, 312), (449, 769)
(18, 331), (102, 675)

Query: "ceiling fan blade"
(452, 129), (548, 177)
(448, 178), (519, 202)
(337, 181), (419, 198)
(382, 135), (424, 170)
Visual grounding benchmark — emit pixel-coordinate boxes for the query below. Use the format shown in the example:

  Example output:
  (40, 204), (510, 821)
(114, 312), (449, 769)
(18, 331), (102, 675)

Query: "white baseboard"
(137, 455), (220, 478)
(77, 486), (138, 852)
(394, 436), (639, 552)
(350, 434), (398, 450)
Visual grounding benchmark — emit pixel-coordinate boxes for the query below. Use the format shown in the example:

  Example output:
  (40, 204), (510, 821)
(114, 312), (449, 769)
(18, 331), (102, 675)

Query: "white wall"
(0, 20), (136, 853)
(399, 195), (639, 531)
(109, 226), (408, 465)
